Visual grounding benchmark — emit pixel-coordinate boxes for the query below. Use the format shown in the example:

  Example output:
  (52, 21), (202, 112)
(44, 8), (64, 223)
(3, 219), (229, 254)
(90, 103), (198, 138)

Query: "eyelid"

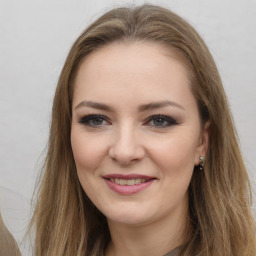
(144, 114), (177, 128)
(79, 114), (111, 127)
(78, 113), (177, 129)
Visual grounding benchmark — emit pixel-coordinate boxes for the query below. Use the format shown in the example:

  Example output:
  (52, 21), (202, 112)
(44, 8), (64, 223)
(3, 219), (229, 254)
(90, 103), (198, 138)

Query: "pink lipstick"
(103, 174), (156, 195)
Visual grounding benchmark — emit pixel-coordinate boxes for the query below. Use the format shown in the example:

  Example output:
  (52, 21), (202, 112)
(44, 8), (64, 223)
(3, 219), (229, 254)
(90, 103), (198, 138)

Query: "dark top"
(164, 246), (180, 256)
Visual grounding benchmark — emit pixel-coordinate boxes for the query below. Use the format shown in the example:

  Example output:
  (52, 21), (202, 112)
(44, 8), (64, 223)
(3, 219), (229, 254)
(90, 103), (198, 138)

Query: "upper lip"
(103, 174), (156, 180)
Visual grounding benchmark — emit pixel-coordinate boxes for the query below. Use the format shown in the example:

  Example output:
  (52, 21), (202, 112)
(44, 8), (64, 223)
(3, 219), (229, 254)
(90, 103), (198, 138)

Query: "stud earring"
(199, 156), (205, 171)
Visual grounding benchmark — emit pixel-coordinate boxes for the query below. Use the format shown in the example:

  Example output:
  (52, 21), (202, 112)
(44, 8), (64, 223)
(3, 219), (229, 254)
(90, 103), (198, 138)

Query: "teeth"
(120, 179), (126, 185)
(110, 178), (147, 185)
(127, 179), (135, 185)
(135, 178), (141, 184)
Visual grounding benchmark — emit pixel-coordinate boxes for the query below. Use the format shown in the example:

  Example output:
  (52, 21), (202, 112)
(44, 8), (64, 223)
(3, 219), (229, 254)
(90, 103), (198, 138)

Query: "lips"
(103, 174), (156, 195)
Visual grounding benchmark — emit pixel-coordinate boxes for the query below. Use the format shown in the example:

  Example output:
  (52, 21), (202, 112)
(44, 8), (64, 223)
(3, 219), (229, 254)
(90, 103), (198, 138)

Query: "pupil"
(154, 118), (165, 126)
(93, 118), (103, 125)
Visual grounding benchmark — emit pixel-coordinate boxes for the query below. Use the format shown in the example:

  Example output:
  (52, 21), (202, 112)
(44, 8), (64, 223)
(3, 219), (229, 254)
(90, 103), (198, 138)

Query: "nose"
(108, 125), (145, 166)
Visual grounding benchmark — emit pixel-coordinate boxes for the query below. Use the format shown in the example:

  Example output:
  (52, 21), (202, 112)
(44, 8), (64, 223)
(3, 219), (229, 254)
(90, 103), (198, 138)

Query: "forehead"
(72, 41), (196, 111)
(76, 40), (191, 76)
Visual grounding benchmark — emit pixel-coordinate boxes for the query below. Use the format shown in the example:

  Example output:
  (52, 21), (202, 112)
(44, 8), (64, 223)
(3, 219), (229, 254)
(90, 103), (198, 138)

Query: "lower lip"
(104, 179), (155, 195)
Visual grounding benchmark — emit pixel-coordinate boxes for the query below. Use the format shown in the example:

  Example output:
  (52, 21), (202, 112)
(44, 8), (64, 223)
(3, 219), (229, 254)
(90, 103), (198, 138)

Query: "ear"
(194, 120), (210, 165)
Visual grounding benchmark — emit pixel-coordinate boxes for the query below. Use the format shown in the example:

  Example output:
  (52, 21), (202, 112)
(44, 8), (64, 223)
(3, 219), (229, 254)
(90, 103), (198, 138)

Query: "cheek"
(151, 137), (196, 206)
(71, 129), (107, 171)
(147, 134), (198, 176)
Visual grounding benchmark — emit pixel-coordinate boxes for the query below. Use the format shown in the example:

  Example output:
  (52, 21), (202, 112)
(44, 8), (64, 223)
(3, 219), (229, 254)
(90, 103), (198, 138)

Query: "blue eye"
(79, 114), (110, 127)
(79, 114), (177, 128)
(146, 115), (177, 128)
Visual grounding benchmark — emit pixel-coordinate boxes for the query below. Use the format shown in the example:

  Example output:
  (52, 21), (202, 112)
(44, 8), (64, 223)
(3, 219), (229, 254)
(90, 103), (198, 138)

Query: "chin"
(107, 214), (151, 226)
(103, 205), (157, 226)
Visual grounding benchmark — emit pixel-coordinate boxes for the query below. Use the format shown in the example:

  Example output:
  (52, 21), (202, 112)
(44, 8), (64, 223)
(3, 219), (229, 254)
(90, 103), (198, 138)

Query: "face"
(71, 41), (209, 227)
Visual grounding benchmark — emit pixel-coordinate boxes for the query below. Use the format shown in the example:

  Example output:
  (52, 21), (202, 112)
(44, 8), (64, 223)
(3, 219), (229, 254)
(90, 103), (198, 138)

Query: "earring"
(199, 156), (204, 171)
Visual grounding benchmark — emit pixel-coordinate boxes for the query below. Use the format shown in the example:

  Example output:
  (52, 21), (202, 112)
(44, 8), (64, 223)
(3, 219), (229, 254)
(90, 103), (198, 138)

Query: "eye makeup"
(78, 113), (178, 129)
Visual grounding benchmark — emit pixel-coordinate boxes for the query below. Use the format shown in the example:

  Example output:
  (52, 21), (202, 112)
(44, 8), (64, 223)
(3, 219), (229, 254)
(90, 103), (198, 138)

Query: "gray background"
(0, 0), (256, 254)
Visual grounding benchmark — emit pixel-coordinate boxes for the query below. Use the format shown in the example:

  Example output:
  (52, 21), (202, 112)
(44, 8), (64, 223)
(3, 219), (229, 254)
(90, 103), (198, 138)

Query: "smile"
(103, 174), (156, 195)
(109, 178), (147, 185)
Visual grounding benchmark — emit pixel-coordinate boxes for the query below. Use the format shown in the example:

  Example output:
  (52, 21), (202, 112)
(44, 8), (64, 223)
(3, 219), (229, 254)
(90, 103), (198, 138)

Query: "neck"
(105, 205), (188, 256)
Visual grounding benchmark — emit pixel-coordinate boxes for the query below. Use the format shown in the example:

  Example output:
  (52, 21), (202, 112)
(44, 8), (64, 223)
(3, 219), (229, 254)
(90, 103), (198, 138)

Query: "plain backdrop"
(0, 0), (256, 254)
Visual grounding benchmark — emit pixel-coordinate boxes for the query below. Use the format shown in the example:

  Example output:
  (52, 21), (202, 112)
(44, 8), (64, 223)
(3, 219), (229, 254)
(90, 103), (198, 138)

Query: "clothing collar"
(163, 246), (181, 256)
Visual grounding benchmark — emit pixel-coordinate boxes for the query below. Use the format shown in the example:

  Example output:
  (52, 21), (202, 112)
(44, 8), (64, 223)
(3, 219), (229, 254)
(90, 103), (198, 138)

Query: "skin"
(71, 41), (210, 256)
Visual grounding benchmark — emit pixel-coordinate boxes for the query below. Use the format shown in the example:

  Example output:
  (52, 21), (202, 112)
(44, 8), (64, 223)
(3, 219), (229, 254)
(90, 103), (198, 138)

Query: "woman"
(30, 4), (255, 256)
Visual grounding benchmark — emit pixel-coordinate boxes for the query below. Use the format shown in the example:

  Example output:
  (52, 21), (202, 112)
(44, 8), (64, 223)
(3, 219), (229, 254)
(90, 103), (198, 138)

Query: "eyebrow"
(138, 100), (185, 112)
(75, 100), (185, 112)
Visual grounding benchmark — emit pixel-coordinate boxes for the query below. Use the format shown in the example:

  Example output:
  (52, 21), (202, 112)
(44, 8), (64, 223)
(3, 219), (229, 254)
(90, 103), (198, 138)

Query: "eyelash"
(79, 114), (177, 128)
(79, 114), (110, 127)
(146, 114), (177, 128)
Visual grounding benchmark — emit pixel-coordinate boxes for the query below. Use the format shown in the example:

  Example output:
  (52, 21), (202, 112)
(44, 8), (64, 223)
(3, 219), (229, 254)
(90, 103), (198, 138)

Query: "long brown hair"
(31, 4), (255, 255)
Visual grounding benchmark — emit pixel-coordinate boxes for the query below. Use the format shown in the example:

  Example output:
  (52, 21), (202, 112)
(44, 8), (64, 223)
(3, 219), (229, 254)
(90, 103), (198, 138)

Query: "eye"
(145, 114), (177, 128)
(79, 114), (110, 127)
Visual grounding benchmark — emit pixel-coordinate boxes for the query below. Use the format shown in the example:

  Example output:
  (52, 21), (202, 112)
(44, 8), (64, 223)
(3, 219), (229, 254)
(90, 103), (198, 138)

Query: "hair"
(0, 211), (21, 256)
(30, 4), (255, 256)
